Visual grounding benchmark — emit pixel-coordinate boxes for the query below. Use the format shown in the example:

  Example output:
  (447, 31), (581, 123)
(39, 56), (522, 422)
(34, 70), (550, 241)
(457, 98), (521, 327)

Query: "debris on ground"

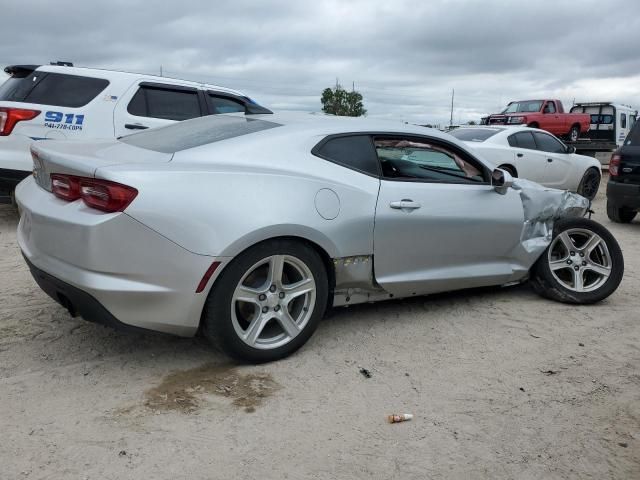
(541, 370), (558, 375)
(118, 450), (127, 457)
(359, 367), (372, 379)
(579, 343), (585, 347)
(388, 413), (413, 423)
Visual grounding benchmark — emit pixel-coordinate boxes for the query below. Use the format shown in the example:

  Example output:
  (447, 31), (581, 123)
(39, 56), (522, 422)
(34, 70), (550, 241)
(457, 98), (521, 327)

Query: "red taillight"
(49, 174), (138, 213)
(51, 174), (81, 201)
(0, 107), (41, 136)
(79, 179), (138, 212)
(609, 153), (621, 177)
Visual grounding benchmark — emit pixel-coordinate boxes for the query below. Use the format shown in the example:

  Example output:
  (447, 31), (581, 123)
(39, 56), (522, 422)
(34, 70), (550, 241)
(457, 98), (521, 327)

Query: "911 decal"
(44, 111), (85, 131)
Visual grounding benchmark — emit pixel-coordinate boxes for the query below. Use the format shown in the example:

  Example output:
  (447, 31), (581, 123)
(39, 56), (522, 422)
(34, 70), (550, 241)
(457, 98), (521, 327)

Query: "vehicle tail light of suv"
(609, 153), (621, 177)
(50, 174), (138, 212)
(0, 107), (41, 136)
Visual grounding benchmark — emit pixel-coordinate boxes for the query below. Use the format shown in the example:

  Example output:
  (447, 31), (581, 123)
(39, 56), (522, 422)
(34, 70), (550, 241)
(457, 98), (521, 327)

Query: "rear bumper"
(0, 168), (31, 193)
(606, 180), (640, 209)
(24, 255), (152, 334)
(0, 133), (37, 193)
(16, 176), (228, 336)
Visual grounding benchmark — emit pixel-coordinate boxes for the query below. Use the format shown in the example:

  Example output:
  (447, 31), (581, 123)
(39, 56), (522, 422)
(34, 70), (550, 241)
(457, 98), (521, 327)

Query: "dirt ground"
(1, 176), (638, 480)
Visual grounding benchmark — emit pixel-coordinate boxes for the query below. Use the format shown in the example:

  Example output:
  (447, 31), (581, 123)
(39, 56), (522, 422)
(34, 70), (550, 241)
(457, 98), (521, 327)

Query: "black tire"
(606, 203), (637, 223)
(530, 217), (623, 304)
(497, 164), (517, 177)
(576, 167), (601, 200)
(201, 238), (328, 363)
(527, 122), (539, 129)
(569, 125), (580, 142)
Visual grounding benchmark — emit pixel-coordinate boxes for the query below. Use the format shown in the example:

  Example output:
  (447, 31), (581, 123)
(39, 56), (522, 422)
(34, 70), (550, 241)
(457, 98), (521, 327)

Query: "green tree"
(321, 84), (366, 117)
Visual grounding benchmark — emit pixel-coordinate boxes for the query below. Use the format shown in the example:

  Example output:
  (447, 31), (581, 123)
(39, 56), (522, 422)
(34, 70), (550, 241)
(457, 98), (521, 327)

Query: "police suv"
(0, 62), (271, 200)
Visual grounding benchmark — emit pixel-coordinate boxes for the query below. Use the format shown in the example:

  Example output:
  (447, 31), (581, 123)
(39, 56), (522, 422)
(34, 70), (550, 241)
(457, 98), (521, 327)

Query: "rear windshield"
(0, 71), (108, 107)
(624, 122), (640, 146)
(449, 128), (502, 142)
(120, 115), (281, 153)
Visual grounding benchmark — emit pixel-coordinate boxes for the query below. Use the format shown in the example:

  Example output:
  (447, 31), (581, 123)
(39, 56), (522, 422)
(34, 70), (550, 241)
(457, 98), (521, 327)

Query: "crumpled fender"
(512, 178), (589, 254)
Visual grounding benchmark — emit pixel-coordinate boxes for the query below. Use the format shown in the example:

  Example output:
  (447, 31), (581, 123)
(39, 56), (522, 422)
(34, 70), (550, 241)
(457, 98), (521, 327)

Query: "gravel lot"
(1, 176), (638, 479)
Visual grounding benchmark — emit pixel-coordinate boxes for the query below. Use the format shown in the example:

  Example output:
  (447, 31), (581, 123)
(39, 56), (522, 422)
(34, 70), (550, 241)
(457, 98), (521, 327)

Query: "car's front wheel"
(201, 239), (328, 363)
(530, 218), (623, 304)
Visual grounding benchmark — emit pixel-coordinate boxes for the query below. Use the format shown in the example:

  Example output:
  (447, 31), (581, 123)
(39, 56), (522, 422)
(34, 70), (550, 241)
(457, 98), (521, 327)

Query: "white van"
(0, 63), (271, 199)
(569, 102), (637, 148)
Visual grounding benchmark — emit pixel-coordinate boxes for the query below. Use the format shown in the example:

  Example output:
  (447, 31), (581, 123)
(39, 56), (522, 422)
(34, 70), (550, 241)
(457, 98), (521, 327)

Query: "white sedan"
(449, 126), (602, 200)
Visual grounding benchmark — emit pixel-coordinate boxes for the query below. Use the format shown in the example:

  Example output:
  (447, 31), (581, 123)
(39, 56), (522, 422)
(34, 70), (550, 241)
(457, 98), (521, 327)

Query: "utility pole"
(160, 65), (163, 77)
(449, 88), (455, 127)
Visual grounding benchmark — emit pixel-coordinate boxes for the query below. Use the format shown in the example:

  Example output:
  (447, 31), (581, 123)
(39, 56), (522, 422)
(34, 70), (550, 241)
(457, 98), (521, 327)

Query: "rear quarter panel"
(97, 135), (380, 260)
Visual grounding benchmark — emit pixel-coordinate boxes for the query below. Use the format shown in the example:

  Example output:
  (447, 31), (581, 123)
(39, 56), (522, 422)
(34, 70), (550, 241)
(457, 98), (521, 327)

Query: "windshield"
(503, 101), (543, 114)
(449, 128), (503, 142)
(0, 74), (36, 101)
(625, 121), (640, 146)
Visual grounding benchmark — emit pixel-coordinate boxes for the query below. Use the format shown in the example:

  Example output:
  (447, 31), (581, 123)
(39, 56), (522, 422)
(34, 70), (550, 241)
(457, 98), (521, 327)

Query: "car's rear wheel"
(577, 167), (601, 200)
(606, 203), (637, 223)
(569, 125), (580, 142)
(530, 218), (623, 304)
(201, 239), (328, 363)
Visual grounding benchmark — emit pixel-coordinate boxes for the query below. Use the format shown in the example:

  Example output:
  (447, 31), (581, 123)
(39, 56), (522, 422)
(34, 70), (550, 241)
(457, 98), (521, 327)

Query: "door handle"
(517, 153), (523, 158)
(125, 123), (149, 130)
(547, 158), (553, 163)
(390, 199), (421, 210)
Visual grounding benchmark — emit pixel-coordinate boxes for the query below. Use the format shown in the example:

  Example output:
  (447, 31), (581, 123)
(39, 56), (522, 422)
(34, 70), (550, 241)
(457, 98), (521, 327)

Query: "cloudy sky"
(1, 0), (639, 125)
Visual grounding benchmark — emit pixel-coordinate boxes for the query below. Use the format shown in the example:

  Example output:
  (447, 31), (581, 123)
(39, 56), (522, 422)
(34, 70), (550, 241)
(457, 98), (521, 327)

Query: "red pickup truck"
(485, 100), (591, 142)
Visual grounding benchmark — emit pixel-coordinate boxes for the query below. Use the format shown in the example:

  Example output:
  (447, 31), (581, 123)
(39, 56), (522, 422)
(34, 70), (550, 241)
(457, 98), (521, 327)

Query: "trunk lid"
(31, 139), (172, 191)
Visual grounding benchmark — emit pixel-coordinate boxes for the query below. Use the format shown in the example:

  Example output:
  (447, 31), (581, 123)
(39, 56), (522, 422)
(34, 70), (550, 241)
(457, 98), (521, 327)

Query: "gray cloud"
(1, 0), (639, 125)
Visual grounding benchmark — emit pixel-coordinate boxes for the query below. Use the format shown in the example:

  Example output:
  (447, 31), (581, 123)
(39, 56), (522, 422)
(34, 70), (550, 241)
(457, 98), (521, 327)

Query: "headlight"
(508, 116), (525, 124)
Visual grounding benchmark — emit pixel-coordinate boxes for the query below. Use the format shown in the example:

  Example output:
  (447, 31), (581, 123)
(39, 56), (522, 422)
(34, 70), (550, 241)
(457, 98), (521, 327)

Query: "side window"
(22, 73), (109, 108)
(533, 132), (566, 153)
(374, 137), (485, 183)
(513, 131), (536, 149)
(621, 113), (627, 129)
(507, 134), (518, 147)
(544, 102), (556, 114)
(630, 115), (636, 128)
(209, 94), (245, 114)
(127, 86), (201, 121)
(127, 89), (146, 116)
(312, 135), (379, 176)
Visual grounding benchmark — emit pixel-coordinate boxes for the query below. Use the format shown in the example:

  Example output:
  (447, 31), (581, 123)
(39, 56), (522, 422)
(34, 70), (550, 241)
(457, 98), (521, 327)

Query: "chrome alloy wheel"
(231, 255), (316, 350)
(548, 228), (612, 293)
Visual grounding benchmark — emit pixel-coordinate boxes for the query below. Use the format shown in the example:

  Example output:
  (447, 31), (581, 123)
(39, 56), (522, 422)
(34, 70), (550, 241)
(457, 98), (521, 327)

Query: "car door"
(542, 101), (562, 135)
(506, 131), (549, 182)
(531, 131), (573, 188)
(113, 82), (205, 137)
(372, 135), (525, 297)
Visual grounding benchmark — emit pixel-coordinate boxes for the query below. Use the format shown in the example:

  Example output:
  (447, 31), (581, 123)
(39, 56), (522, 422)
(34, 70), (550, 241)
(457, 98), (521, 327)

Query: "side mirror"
(492, 168), (514, 195)
(566, 145), (576, 154)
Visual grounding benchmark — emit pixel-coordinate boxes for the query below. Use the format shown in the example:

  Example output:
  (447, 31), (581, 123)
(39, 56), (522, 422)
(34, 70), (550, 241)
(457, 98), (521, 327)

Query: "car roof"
(246, 111), (450, 137)
(33, 64), (245, 97)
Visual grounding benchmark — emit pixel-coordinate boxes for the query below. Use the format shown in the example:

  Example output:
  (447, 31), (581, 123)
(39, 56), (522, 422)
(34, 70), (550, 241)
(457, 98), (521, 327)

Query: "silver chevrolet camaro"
(16, 113), (624, 362)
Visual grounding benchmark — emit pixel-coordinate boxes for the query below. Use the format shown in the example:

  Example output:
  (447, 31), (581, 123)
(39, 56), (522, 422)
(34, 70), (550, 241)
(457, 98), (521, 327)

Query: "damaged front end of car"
(513, 178), (590, 255)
